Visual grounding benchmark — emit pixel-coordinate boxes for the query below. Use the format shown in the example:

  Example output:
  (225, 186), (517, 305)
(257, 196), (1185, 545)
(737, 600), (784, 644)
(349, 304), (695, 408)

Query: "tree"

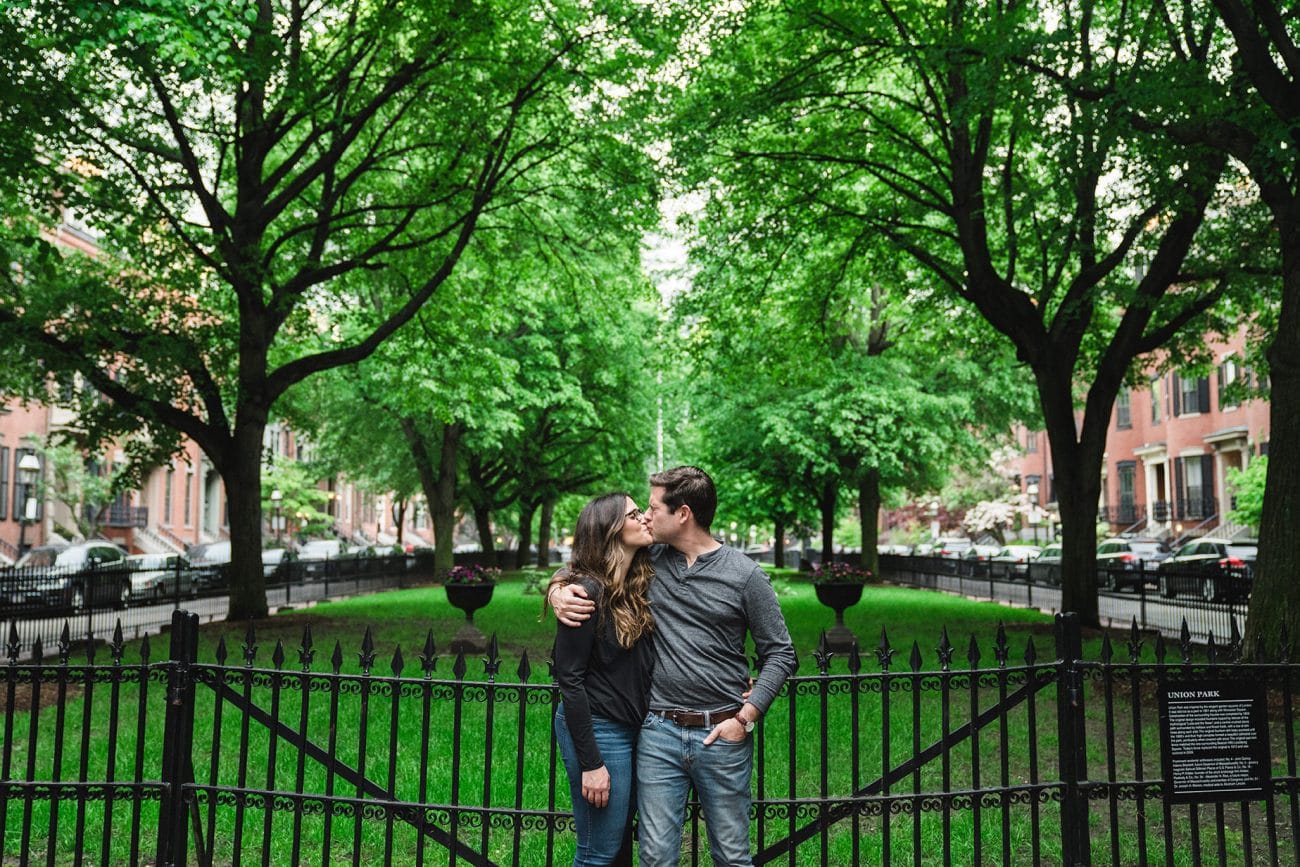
(25, 436), (129, 541)
(1, 0), (666, 618)
(672, 189), (1032, 576)
(260, 459), (332, 542)
(294, 196), (659, 574)
(670, 0), (1265, 625)
(1227, 457), (1266, 536)
(1118, 0), (1299, 657)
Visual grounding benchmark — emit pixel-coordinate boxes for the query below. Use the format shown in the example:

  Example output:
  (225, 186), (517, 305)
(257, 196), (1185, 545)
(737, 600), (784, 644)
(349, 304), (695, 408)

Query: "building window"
(1026, 430), (1038, 453)
(1117, 461), (1137, 524)
(1150, 377), (1161, 424)
(1217, 356), (1241, 410)
(163, 466), (174, 526)
(1116, 388), (1132, 429)
(1175, 454), (1216, 520)
(0, 446), (8, 521)
(1173, 373), (1210, 416)
(184, 467), (194, 527)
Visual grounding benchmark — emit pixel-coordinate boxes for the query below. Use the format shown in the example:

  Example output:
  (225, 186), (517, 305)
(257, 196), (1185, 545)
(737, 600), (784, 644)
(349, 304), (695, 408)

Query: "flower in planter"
(810, 561), (874, 584)
(444, 563), (501, 585)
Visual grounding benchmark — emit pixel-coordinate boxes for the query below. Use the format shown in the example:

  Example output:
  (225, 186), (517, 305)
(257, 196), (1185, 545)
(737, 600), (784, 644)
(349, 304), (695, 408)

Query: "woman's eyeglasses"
(625, 508), (644, 522)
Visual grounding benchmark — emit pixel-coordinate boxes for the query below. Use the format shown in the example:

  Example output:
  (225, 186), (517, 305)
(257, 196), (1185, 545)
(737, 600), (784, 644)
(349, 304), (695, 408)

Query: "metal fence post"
(157, 609), (199, 867)
(1138, 562), (1148, 629)
(1055, 612), (1091, 866)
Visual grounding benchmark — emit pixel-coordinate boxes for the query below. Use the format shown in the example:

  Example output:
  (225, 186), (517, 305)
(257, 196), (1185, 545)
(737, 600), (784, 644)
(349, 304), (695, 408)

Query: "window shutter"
(1217, 365), (1225, 409)
(1173, 458), (1184, 519)
(1172, 374), (1181, 416)
(1201, 454), (1216, 516)
(0, 446), (7, 520)
(1197, 377), (1210, 414)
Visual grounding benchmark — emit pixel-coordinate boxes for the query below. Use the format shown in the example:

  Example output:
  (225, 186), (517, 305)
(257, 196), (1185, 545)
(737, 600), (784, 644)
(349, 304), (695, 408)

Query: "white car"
(989, 545), (1042, 578)
(933, 538), (974, 558)
(299, 539), (345, 578)
(127, 553), (197, 600)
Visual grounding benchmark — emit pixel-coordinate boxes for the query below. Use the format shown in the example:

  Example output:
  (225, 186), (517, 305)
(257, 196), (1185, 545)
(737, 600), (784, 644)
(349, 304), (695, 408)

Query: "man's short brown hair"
(649, 466), (717, 531)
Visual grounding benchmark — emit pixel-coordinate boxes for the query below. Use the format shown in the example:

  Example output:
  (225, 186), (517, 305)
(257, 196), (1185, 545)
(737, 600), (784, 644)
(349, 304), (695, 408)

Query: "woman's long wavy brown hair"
(567, 493), (654, 649)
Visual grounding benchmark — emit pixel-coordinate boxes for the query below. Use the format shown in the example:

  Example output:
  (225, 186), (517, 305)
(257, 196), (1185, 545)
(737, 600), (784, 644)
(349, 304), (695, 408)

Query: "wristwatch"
(739, 712), (755, 734)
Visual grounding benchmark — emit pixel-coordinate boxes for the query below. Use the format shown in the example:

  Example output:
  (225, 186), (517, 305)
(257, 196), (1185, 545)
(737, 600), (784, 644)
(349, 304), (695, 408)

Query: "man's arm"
(704, 568), (796, 746)
(744, 571), (798, 711)
(546, 571), (595, 627)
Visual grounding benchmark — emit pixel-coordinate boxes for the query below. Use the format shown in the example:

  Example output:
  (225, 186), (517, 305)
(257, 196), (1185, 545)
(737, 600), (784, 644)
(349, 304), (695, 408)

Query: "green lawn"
(1, 572), (1287, 865)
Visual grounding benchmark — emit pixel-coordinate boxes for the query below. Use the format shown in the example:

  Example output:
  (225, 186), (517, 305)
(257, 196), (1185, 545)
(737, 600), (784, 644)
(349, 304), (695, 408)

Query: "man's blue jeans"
(636, 711), (754, 866)
(554, 704), (637, 866)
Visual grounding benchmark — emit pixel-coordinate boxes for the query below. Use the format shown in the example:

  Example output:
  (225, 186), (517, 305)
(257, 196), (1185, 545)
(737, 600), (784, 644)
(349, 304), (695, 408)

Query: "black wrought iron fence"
(880, 555), (1250, 646)
(2, 611), (1297, 865)
(0, 553), (437, 655)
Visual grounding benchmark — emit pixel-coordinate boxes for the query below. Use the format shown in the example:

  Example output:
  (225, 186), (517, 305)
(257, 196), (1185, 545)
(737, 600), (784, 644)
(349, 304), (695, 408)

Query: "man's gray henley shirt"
(647, 543), (797, 716)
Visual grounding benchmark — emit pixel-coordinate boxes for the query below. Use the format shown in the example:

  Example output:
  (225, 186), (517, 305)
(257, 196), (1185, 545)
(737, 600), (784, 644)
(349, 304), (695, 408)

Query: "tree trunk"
(773, 517), (786, 569)
(1245, 223), (1300, 659)
(224, 419), (270, 621)
(1040, 377), (1108, 627)
(393, 498), (406, 548)
(474, 503), (496, 567)
(515, 500), (536, 570)
(819, 478), (837, 565)
(402, 419), (460, 577)
(859, 469), (881, 577)
(537, 499), (555, 569)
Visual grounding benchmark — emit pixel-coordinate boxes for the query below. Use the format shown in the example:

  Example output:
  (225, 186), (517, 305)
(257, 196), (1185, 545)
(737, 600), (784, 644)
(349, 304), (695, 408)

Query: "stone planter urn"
(814, 581), (865, 654)
(445, 582), (495, 654)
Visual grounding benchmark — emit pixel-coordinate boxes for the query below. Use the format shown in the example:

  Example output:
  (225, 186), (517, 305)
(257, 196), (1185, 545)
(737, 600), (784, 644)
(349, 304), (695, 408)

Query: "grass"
(1, 571), (1292, 865)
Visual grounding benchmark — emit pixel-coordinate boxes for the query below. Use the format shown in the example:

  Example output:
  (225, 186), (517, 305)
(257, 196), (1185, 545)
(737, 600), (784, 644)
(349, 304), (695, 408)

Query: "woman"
(552, 492), (655, 866)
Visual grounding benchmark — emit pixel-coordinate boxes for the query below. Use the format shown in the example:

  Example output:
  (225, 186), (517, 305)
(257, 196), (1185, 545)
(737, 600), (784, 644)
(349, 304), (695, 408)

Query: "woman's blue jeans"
(554, 704), (637, 866)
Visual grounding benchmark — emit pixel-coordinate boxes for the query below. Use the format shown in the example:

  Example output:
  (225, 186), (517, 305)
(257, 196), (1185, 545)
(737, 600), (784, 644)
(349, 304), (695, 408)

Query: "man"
(550, 466), (797, 866)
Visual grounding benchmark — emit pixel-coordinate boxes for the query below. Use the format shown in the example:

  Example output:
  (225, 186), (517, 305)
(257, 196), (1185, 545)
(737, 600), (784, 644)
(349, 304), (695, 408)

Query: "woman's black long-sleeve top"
(553, 576), (654, 771)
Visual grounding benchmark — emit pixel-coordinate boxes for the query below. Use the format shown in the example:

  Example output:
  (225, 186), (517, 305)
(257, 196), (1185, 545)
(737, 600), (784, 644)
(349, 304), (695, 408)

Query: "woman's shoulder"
(566, 571), (605, 600)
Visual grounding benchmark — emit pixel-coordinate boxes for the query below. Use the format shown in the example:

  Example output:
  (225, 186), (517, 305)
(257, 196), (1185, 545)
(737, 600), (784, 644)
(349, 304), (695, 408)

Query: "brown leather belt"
(651, 708), (740, 728)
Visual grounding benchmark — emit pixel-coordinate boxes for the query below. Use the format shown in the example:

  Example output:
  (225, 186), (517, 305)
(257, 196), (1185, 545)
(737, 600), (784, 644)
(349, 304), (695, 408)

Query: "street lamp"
(17, 453), (41, 557)
(1026, 483), (1041, 545)
(270, 489), (283, 545)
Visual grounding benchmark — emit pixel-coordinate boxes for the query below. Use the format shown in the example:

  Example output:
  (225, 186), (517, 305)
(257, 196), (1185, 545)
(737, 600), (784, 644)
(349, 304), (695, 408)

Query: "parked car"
(189, 540), (232, 589)
(1156, 537), (1258, 602)
(261, 547), (298, 581)
(11, 543), (70, 570)
(933, 538), (974, 559)
(1028, 544), (1064, 584)
(989, 545), (1041, 579)
(1095, 537), (1170, 592)
(298, 538), (345, 578)
(5, 541), (130, 612)
(126, 553), (197, 600)
(962, 544), (1003, 577)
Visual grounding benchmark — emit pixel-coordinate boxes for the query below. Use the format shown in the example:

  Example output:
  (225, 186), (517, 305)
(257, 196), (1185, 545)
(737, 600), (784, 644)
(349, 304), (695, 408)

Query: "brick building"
(1008, 334), (1268, 543)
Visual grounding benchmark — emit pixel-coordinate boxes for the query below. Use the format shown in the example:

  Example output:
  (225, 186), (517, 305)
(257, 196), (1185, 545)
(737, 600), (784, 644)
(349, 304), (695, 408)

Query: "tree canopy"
(0, 0), (669, 617)
(665, 0), (1270, 624)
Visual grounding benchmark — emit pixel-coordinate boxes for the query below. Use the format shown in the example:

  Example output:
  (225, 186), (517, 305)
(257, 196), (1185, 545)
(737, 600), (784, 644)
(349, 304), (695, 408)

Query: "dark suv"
(1095, 538), (1169, 591)
(1156, 537), (1258, 602)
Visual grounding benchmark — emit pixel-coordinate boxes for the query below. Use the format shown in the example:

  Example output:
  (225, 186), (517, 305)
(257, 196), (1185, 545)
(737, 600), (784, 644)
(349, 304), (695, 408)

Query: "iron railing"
(0, 552), (437, 657)
(879, 555), (1251, 646)
(1, 611), (1296, 865)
